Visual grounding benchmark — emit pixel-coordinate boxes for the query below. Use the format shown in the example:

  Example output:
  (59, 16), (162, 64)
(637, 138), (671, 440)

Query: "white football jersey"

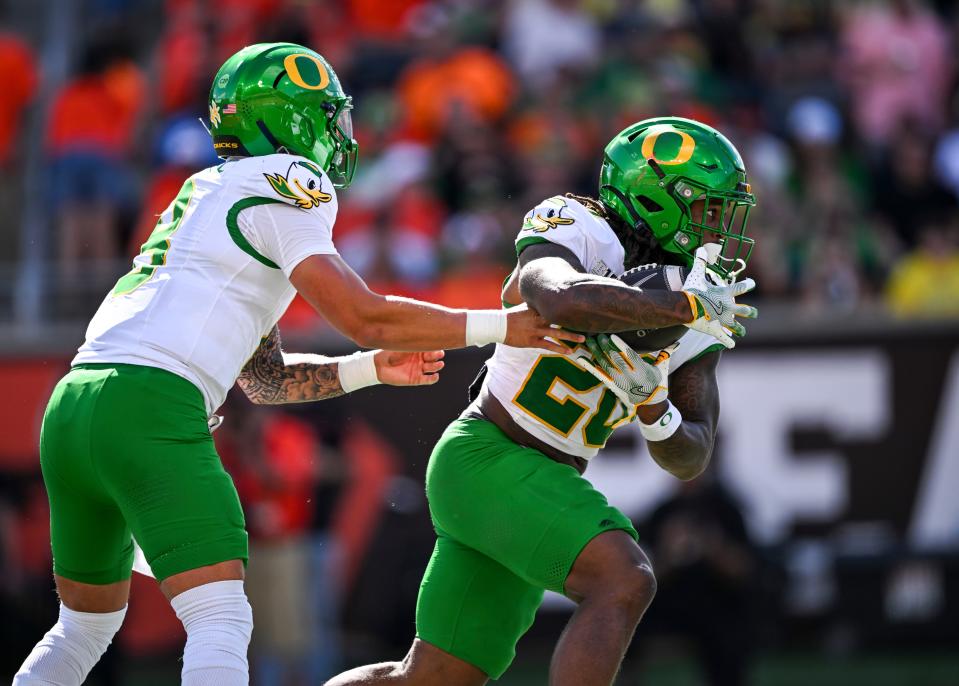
(74, 153), (339, 414)
(480, 195), (723, 459)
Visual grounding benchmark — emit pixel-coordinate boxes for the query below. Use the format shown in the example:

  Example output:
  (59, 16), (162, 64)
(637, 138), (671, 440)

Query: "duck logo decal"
(522, 196), (575, 233)
(264, 160), (332, 209)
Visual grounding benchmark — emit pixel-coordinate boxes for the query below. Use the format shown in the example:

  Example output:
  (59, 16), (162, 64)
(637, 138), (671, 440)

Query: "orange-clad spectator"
(242, 412), (320, 538)
(46, 40), (145, 281)
(0, 33), (37, 167)
(397, 46), (517, 141)
(347, 0), (427, 41)
(46, 59), (144, 157)
(156, 15), (210, 114)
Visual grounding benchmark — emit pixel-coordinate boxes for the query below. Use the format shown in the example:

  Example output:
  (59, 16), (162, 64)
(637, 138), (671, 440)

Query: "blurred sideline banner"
(342, 326), (959, 555)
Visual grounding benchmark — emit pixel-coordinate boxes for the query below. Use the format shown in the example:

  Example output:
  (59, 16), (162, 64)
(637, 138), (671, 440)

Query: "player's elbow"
(337, 298), (391, 348)
(654, 443), (712, 481)
(672, 448), (712, 481)
(349, 322), (388, 349)
(669, 460), (708, 481)
(519, 280), (576, 328)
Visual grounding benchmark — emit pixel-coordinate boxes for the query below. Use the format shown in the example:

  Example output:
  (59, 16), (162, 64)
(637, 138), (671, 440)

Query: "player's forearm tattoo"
(559, 279), (692, 331)
(647, 352), (721, 480)
(518, 243), (692, 332)
(237, 326), (344, 404)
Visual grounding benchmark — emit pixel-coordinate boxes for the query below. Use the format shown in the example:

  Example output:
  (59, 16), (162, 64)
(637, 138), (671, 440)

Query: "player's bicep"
(289, 254), (383, 339)
(242, 201), (338, 276)
(668, 350), (721, 431)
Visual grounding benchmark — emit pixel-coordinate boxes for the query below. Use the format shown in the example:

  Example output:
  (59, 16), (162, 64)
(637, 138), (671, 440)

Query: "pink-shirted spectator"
(838, 0), (952, 147)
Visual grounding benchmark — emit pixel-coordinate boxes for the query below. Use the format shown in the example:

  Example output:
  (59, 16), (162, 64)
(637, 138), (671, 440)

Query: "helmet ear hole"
(634, 195), (663, 213)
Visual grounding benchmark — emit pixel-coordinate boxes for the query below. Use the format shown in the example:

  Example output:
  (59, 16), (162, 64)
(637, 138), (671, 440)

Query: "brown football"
(615, 263), (688, 352)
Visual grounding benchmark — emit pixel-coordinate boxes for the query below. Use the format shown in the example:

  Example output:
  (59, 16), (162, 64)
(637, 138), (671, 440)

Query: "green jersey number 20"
(513, 355), (627, 449)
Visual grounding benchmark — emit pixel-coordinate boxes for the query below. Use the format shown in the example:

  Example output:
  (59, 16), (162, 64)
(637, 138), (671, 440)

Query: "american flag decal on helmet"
(223, 103), (237, 114)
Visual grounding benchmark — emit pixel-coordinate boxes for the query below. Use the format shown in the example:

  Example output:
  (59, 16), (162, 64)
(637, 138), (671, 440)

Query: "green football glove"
(681, 246), (758, 349)
(571, 334), (675, 410)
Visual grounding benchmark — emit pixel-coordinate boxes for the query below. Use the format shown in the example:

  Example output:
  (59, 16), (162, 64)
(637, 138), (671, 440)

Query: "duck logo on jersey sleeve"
(263, 160), (332, 209)
(522, 196), (575, 233)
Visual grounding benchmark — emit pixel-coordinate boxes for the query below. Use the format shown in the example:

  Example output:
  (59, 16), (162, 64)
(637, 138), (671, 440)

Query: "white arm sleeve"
(240, 200), (339, 277)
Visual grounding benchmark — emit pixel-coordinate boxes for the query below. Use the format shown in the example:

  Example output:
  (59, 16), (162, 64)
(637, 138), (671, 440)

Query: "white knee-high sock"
(171, 579), (253, 686)
(13, 603), (126, 685)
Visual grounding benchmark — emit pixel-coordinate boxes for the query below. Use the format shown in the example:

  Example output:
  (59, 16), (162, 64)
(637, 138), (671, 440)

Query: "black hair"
(564, 193), (680, 269)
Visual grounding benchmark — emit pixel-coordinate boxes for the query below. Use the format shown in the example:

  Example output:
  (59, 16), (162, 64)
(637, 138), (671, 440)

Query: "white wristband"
(338, 351), (380, 393)
(465, 310), (508, 347)
(639, 401), (683, 442)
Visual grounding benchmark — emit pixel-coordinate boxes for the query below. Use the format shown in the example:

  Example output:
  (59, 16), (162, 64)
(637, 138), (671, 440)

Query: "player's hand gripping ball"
(615, 263), (689, 352)
(571, 334), (676, 410)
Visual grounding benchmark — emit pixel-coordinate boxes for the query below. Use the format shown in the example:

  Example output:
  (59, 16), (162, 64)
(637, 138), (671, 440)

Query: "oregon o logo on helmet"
(284, 53), (330, 90)
(641, 125), (696, 165)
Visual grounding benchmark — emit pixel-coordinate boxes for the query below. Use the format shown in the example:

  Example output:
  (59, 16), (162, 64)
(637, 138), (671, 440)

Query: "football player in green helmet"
(14, 42), (590, 686)
(327, 117), (758, 686)
(599, 117), (757, 280)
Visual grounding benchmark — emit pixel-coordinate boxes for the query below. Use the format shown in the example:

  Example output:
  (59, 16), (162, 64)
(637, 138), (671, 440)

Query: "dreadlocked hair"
(564, 194), (677, 270)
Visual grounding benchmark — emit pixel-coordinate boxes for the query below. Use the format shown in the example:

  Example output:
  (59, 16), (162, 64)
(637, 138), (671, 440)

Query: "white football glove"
(571, 334), (676, 411)
(681, 246), (758, 349)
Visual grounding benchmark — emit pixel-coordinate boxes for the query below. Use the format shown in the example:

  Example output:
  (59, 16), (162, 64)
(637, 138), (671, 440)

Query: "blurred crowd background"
(1, 0), (959, 321)
(1, 0), (958, 685)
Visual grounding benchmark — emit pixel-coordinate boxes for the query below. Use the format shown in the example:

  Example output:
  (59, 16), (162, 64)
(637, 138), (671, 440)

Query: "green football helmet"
(599, 117), (756, 278)
(208, 42), (358, 188)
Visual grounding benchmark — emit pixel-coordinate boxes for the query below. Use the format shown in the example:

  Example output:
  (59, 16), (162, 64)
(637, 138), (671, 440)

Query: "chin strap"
(699, 242), (746, 283)
(726, 257), (748, 280)
(256, 120), (289, 155)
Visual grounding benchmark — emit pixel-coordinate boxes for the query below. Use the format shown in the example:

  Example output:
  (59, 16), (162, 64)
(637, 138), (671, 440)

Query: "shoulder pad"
(521, 196), (579, 235)
(248, 154), (337, 210)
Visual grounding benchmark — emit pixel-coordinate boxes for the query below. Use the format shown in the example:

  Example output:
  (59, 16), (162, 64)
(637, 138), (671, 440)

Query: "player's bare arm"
(237, 326), (446, 404)
(515, 242), (695, 332)
(289, 253), (583, 353)
(636, 350), (720, 480)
